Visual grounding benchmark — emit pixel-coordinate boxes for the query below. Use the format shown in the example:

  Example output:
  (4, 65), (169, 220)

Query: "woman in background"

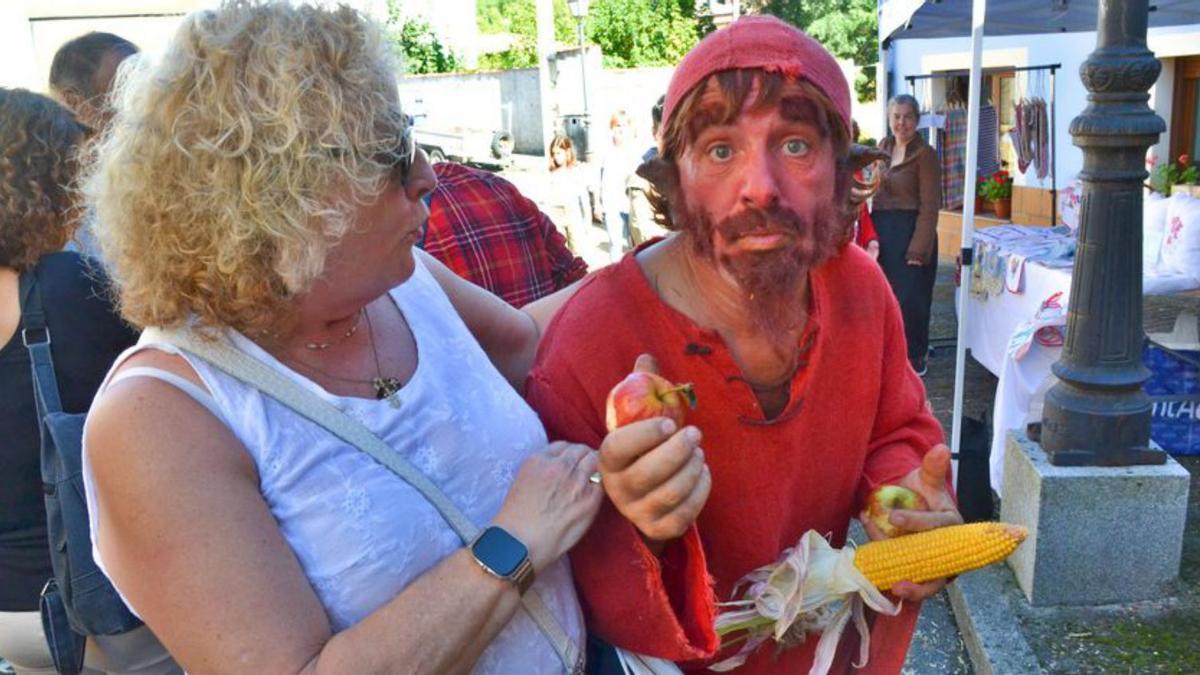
(0, 88), (161, 674)
(872, 94), (942, 376)
(547, 133), (592, 253)
(597, 111), (640, 263)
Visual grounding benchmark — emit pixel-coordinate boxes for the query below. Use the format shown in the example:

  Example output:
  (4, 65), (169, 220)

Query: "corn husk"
(710, 531), (900, 674)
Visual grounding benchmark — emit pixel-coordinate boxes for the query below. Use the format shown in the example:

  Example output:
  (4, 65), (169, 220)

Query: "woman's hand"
(494, 442), (605, 573)
(866, 240), (880, 260)
(905, 248), (929, 266)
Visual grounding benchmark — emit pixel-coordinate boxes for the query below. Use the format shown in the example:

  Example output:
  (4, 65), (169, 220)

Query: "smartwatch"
(470, 526), (535, 595)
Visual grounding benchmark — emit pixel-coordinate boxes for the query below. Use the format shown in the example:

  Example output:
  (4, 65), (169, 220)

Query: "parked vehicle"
(410, 115), (514, 169)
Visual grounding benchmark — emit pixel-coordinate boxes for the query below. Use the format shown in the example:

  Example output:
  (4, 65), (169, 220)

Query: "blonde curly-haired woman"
(77, 3), (693, 672)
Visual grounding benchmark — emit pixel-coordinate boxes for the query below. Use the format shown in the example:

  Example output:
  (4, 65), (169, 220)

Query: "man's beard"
(675, 198), (842, 343)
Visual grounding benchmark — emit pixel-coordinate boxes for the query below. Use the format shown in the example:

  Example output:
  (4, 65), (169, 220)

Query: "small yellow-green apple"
(864, 485), (928, 537)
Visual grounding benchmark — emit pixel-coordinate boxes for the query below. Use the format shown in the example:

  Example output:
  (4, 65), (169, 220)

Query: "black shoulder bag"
(19, 268), (143, 675)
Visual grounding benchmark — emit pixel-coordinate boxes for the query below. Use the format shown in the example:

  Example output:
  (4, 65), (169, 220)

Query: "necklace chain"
(363, 310), (404, 404)
(304, 310), (364, 350)
(282, 305), (404, 407)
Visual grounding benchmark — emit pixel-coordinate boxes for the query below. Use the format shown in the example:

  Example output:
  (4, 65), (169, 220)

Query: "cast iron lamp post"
(1040, 0), (1167, 466)
(567, 0), (590, 120)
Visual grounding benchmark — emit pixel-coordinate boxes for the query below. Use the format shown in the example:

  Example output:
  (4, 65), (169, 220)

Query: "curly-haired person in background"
(0, 88), (157, 675)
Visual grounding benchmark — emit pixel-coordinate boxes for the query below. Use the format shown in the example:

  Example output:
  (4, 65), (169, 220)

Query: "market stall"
(880, 0), (1200, 470)
(961, 190), (1200, 494)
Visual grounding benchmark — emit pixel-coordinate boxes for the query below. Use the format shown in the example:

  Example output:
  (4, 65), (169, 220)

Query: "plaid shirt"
(421, 162), (588, 307)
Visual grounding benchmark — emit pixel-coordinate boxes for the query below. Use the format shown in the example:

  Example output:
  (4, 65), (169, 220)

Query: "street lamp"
(566, 0), (590, 119)
(1039, 0), (1167, 467)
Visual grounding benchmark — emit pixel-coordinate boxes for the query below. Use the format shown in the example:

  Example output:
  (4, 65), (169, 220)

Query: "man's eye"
(708, 144), (733, 161)
(784, 139), (810, 156)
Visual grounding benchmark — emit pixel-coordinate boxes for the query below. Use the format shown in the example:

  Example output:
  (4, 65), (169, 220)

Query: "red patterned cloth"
(422, 162), (587, 307)
(526, 244), (945, 674)
(856, 202), (878, 249)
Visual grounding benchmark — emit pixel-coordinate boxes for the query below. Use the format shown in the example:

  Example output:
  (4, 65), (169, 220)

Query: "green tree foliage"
(386, 2), (461, 74)
(758, 0), (878, 102)
(477, 0), (578, 70)
(586, 0), (699, 69)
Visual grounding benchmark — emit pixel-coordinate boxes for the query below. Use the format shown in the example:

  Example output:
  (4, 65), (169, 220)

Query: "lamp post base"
(1042, 446), (1167, 467)
(1041, 384), (1167, 466)
(1002, 431), (1188, 606)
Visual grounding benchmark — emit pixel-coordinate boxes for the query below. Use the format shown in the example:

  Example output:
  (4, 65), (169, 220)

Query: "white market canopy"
(876, 0), (1198, 460)
(881, 0), (1199, 42)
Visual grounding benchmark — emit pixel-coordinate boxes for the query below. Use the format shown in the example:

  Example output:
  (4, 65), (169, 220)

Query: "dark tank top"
(0, 252), (138, 610)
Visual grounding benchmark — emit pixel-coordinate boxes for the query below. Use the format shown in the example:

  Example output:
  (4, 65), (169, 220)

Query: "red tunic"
(526, 243), (945, 674)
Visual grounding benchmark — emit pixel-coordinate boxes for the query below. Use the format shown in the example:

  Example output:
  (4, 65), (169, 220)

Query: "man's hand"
(862, 445), (963, 601)
(598, 355), (711, 554)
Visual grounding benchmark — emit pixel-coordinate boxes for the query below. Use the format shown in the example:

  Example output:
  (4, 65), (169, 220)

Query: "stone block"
(1000, 431), (1190, 606)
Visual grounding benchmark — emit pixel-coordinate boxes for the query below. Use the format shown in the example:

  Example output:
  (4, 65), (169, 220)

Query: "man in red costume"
(526, 16), (961, 673)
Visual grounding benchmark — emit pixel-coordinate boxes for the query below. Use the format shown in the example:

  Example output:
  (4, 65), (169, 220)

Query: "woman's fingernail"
(685, 427), (702, 443)
(661, 419), (677, 434)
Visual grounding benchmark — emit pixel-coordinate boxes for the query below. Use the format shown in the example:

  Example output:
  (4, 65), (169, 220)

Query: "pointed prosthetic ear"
(636, 156), (675, 193)
(636, 157), (685, 227)
(847, 143), (889, 207)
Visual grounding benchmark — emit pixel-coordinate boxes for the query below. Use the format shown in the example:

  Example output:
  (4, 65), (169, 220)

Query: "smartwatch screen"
(472, 527), (526, 577)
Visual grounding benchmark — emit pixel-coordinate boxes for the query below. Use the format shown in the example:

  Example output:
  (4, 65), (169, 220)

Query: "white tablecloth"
(965, 262), (1071, 497)
(960, 223), (1200, 496)
(960, 227), (1076, 497)
(964, 258), (1072, 376)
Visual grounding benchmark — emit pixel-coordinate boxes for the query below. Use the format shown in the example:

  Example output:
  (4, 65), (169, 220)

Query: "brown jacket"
(874, 134), (942, 264)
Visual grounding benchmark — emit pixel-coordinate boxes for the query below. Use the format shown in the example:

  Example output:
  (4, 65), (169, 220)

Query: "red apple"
(605, 371), (696, 431)
(863, 485), (928, 538)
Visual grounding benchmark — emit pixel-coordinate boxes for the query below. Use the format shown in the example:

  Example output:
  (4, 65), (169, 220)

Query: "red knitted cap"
(661, 15), (851, 139)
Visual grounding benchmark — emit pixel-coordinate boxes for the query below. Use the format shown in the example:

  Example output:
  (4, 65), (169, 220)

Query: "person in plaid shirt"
(421, 162), (588, 307)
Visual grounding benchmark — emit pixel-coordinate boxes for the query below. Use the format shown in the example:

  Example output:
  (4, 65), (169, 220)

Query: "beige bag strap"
(143, 327), (583, 674)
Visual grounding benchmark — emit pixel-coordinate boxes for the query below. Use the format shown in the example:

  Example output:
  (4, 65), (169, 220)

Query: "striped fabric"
(977, 105), (1000, 178)
(940, 109), (968, 210)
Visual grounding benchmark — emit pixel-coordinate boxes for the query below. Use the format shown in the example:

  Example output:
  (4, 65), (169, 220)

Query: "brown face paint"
(671, 192), (842, 347)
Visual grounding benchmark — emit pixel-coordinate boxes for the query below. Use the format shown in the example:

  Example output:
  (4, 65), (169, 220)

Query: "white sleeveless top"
(81, 257), (584, 673)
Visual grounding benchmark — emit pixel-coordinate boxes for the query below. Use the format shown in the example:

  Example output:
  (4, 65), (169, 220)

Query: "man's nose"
(739, 148), (781, 210)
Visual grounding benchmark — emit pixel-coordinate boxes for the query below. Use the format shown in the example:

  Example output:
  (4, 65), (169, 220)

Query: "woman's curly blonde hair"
(0, 88), (86, 272)
(83, 1), (407, 333)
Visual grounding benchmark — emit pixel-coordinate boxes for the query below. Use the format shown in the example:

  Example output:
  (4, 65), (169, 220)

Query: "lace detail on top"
(82, 256), (583, 673)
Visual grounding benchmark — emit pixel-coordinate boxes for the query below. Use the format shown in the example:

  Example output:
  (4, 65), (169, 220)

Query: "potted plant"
(979, 170), (1013, 219)
(1148, 154), (1199, 197)
(974, 175), (991, 214)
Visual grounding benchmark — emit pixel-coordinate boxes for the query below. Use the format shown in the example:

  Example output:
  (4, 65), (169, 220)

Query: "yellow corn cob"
(853, 522), (1028, 590)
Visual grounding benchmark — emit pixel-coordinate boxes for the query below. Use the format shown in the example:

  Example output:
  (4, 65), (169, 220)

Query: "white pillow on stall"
(1159, 193), (1200, 280)
(1144, 192), (1170, 272)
